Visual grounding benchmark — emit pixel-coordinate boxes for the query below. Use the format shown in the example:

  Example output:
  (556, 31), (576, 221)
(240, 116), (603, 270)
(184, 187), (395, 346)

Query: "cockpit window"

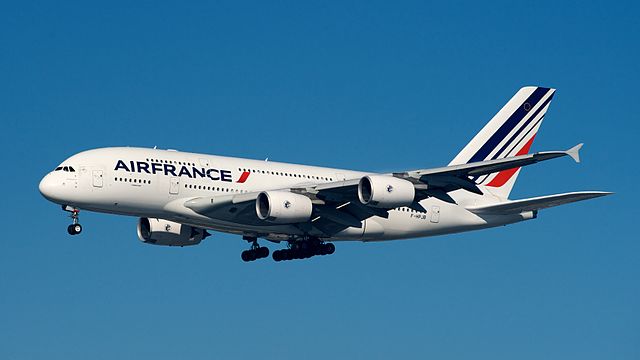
(63, 166), (69, 171)
(55, 167), (63, 171)
(68, 166), (75, 172)
(55, 166), (76, 172)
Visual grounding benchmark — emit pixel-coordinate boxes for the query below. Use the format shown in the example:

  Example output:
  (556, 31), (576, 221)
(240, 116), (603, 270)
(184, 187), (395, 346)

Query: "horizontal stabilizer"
(466, 191), (612, 215)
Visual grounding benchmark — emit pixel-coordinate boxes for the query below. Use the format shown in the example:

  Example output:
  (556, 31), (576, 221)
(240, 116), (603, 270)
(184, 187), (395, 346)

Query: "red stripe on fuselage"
(237, 171), (250, 183)
(486, 134), (537, 187)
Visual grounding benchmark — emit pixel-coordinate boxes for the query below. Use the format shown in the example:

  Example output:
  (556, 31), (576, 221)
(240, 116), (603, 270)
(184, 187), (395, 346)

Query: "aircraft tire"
(325, 243), (335, 255)
(272, 250), (282, 261)
(241, 250), (254, 262)
(67, 224), (82, 235)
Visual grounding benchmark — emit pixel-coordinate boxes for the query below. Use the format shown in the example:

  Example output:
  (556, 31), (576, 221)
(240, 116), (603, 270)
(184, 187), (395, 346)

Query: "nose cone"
(39, 174), (57, 202)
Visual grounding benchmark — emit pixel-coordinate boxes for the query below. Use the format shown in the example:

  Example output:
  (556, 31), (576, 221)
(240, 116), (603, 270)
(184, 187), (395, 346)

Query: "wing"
(178, 144), (583, 236)
(184, 192), (265, 226)
(393, 143), (583, 195)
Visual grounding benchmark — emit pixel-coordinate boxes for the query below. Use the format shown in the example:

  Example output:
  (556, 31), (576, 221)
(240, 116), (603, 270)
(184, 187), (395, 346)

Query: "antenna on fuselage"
(265, 157), (269, 162)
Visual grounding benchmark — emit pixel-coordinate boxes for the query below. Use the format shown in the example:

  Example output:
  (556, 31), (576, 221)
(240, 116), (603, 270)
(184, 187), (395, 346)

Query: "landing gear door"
(169, 177), (180, 195)
(92, 170), (103, 188)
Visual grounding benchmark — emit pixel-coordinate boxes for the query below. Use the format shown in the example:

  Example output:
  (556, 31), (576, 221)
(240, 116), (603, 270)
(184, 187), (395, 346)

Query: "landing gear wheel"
(325, 242), (335, 255)
(67, 223), (82, 235)
(241, 238), (269, 262)
(63, 206), (82, 235)
(272, 250), (282, 262)
(272, 239), (335, 262)
(241, 250), (255, 262)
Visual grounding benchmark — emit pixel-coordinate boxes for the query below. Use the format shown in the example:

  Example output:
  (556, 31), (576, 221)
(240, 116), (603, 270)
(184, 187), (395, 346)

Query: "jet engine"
(358, 175), (416, 208)
(137, 218), (209, 246)
(256, 191), (313, 223)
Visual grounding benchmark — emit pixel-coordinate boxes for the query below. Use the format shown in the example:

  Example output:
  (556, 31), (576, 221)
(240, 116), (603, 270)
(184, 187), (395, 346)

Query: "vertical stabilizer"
(449, 86), (556, 200)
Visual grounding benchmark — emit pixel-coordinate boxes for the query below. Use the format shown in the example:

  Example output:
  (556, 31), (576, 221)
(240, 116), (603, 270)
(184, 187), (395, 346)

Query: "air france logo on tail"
(114, 160), (250, 183)
(448, 86), (556, 200)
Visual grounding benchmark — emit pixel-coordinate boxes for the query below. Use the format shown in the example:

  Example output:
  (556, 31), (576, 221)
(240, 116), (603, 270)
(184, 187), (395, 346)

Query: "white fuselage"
(39, 147), (533, 242)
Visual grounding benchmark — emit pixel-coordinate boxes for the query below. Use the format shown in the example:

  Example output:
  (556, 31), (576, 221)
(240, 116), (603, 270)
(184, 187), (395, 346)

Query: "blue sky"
(1, 1), (638, 359)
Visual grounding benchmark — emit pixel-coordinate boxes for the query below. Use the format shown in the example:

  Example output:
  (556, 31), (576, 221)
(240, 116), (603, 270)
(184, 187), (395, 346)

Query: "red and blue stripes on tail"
(449, 86), (556, 199)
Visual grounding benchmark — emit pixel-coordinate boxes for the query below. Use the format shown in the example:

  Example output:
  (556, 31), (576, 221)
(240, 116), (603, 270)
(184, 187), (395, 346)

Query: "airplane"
(39, 86), (611, 262)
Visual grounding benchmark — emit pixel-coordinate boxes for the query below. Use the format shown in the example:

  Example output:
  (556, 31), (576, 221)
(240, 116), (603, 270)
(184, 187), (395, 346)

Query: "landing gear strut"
(63, 205), (82, 235)
(241, 236), (269, 262)
(272, 239), (335, 262)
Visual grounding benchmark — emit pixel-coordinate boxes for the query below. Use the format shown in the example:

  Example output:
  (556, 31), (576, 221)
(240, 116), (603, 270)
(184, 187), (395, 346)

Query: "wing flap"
(466, 191), (612, 215)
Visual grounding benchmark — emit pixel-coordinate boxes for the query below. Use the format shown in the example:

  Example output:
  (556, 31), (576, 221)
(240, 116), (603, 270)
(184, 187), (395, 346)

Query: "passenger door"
(430, 205), (440, 223)
(92, 170), (103, 188)
(169, 177), (180, 195)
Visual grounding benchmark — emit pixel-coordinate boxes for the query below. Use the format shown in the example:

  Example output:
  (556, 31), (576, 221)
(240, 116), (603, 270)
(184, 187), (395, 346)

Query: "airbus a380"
(39, 86), (610, 262)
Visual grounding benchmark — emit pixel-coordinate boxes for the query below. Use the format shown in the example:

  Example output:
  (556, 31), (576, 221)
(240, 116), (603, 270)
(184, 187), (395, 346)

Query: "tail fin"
(449, 86), (556, 200)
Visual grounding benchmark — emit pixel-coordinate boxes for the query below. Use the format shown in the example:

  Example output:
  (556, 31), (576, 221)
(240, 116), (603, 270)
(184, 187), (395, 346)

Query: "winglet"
(566, 143), (583, 163)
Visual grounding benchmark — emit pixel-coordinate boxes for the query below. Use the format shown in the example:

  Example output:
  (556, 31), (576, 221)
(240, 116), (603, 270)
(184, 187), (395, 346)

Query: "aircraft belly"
(359, 201), (490, 241)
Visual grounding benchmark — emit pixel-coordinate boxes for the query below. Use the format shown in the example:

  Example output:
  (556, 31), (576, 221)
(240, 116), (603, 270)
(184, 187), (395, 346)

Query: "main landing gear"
(63, 205), (83, 235)
(240, 237), (336, 262)
(272, 239), (335, 262)
(241, 237), (269, 262)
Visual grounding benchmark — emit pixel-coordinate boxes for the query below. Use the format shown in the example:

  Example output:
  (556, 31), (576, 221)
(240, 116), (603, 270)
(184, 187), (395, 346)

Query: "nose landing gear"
(63, 205), (82, 235)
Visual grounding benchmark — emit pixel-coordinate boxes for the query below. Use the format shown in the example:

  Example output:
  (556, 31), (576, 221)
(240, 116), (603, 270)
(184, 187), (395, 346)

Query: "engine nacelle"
(256, 191), (313, 223)
(137, 218), (209, 246)
(358, 175), (416, 208)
